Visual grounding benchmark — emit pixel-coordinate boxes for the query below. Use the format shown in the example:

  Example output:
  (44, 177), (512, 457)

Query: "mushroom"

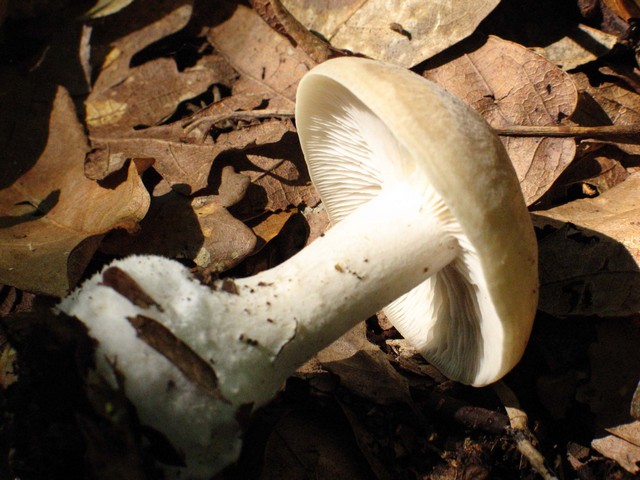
(58, 57), (537, 478)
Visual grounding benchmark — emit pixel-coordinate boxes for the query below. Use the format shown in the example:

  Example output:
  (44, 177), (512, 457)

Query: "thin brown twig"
(493, 124), (640, 138)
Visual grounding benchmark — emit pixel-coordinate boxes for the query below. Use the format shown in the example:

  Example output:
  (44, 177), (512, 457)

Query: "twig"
(493, 124), (640, 138)
(493, 381), (559, 480)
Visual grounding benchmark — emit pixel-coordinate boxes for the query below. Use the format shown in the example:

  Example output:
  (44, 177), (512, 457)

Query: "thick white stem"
(200, 185), (460, 403)
(59, 185), (459, 478)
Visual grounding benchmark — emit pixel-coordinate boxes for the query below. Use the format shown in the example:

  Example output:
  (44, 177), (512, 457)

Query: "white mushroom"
(58, 57), (537, 478)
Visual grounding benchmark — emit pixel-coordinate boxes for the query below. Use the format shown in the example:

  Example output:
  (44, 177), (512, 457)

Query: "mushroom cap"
(295, 57), (538, 386)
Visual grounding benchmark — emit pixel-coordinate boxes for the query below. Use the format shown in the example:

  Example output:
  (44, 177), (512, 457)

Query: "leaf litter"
(2, 0), (640, 478)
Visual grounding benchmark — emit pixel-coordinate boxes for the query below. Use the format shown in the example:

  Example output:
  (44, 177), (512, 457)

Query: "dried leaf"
(592, 434), (640, 474)
(249, 0), (333, 64)
(535, 176), (640, 318)
(87, 55), (234, 132)
(260, 409), (372, 480)
(206, 2), (316, 110)
(571, 72), (640, 155)
(424, 36), (578, 205)
(102, 267), (163, 311)
(251, 210), (296, 245)
(316, 324), (411, 405)
(281, 0), (500, 67)
(88, 119), (292, 194)
(102, 167), (256, 271)
(533, 24), (617, 71)
(606, 421), (640, 448)
(89, 0), (193, 99)
(541, 145), (629, 206)
(0, 87), (150, 296)
(86, 0), (236, 134)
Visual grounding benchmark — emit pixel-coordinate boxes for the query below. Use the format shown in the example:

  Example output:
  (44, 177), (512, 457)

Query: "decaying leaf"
(102, 167), (256, 271)
(0, 87), (149, 296)
(540, 145), (629, 206)
(424, 36), (578, 205)
(281, 0), (500, 67)
(88, 119), (292, 194)
(260, 409), (372, 480)
(206, 2), (316, 110)
(592, 434), (640, 474)
(535, 175), (640, 317)
(316, 323), (411, 405)
(571, 72), (640, 155)
(533, 24), (618, 71)
(221, 120), (320, 215)
(86, 0), (236, 133)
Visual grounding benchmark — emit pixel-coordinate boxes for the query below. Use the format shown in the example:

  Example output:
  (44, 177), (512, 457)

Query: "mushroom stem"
(59, 185), (459, 478)
(218, 185), (460, 401)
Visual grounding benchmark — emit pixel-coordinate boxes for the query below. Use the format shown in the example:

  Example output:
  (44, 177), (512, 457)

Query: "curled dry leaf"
(571, 72), (640, 155)
(102, 167), (256, 271)
(0, 87), (150, 296)
(424, 36), (578, 205)
(316, 323), (412, 405)
(88, 118), (293, 194)
(87, 0), (236, 133)
(281, 0), (500, 67)
(533, 24), (617, 71)
(535, 174), (640, 317)
(206, 2), (316, 110)
(222, 121), (321, 215)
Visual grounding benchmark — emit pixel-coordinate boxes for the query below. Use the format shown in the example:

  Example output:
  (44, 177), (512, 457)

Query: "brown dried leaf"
(606, 421), (640, 448)
(0, 87), (150, 296)
(206, 2), (316, 110)
(281, 0), (500, 67)
(87, 55), (235, 132)
(535, 175), (640, 316)
(541, 145), (629, 206)
(424, 36), (579, 205)
(251, 210), (296, 245)
(249, 0), (333, 64)
(260, 409), (372, 480)
(592, 434), (640, 474)
(316, 324), (411, 405)
(102, 167), (256, 271)
(533, 24), (617, 71)
(88, 119), (292, 194)
(571, 72), (640, 155)
(86, 0), (237, 134)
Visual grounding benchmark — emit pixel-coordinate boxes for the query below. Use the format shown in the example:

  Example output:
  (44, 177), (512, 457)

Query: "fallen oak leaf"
(571, 72), (640, 155)
(0, 86), (150, 296)
(424, 35), (578, 205)
(101, 167), (256, 271)
(206, 1), (316, 111)
(87, 118), (293, 194)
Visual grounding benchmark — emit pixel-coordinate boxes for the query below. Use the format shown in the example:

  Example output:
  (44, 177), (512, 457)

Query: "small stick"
(493, 381), (559, 480)
(494, 124), (640, 138)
